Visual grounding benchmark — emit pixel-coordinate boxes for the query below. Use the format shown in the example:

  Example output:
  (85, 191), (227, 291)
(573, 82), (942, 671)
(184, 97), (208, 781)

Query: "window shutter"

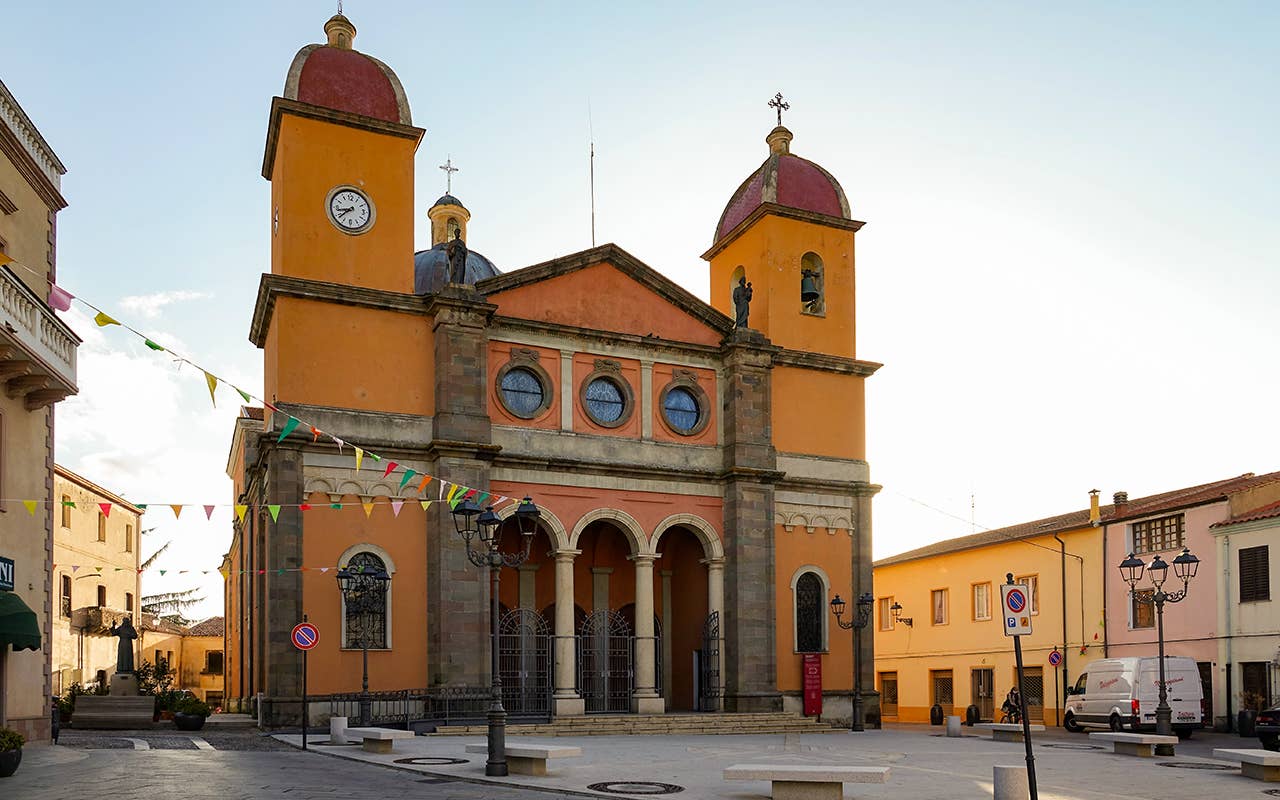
(1240, 546), (1270, 602)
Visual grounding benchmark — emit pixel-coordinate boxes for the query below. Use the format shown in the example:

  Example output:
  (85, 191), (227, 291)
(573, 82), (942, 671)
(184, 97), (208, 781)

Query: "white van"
(1063, 656), (1204, 738)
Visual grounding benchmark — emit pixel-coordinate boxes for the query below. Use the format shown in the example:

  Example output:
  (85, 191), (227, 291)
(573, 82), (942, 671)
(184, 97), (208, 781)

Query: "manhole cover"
(1043, 743), (1104, 751)
(1262, 789), (1280, 797)
(588, 782), (685, 795)
(1157, 762), (1239, 771)
(394, 756), (470, 766)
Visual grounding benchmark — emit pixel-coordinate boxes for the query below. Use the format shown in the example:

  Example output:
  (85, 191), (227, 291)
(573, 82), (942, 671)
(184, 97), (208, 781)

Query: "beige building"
(0, 77), (80, 742)
(139, 615), (225, 707)
(51, 466), (143, 694)
(1211, 501), (1280, 719)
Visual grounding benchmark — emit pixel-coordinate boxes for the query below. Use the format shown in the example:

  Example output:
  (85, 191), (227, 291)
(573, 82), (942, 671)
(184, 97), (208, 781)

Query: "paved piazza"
(5, 724), (1274, 799)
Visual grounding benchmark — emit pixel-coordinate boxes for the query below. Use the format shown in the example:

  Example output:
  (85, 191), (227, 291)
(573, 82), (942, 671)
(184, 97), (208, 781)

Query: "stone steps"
(204, 713), (256, 728)
(72, 695), (155, 730)
(433, 712), (842, 737)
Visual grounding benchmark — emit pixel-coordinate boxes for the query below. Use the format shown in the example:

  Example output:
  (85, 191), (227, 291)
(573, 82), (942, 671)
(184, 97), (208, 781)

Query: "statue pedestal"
(109, 672), (139, 696)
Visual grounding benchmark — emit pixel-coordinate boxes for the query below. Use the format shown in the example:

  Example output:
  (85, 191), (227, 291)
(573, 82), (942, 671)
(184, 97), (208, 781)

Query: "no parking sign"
(1001, 583), (1033, 636)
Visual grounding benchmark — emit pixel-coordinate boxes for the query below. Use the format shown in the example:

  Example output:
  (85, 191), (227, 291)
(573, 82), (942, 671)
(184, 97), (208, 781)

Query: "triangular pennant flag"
(439, 481), (449, 501)
(203, 505), (216, 520)
(369, 453), (381, 462)
(98, 503), (112, 517)
(218, 565), (229, 580)
(277, 416), (301, 443)
(114, 568), (122, 572)
(382, 461), (399, 478)
(446, 483), (461, 503)
(299, 503), (312, 511)
(202, 570), (209, 575)
(137, 504), (147, 511)
(362, 501), (374, 518)
(310, 426), (321, 442)
(48, 284), (74, 311)
(236, 387), (251, 404)
(62, 500), (76, 508)
(263, 400), (278, 412)
(170, 504), (183, 519)
(416, 474), (431, 493)
(420, 500), (432, 511)
(0, 253), (12, 266)
(204, 372), (219, 406)
(267, 504), (281, 522)
(330, 502), (342, 510)
(462, 488), (478, 501)
(235, 504), (248, 522)
(319, 567), (330, 573)
(158, 569), (166, 576)
(354, 447), (364, 471)
(399, 469), (417, 489)
(136, 568), (143, 574)
(94, 566), (103, 573)
(144, 339), (165, 352)
(332, 436), (345, 453)
(93, 311), (120, 327)
(71, 565), (80, 573)
(391, 500), (404, 517)
(22, 500), (36, 515)
(257, 569), (266, 575)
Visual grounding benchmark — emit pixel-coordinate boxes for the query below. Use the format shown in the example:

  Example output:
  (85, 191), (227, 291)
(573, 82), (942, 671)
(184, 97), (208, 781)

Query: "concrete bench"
(464, 742), (582, 776)
(1213, 748), (1280, 782)
(344, 726), (416, 754)
(975, 722), (1046, 742)
(724, 764), (890, 800)
(1088, 732), (1178, 757)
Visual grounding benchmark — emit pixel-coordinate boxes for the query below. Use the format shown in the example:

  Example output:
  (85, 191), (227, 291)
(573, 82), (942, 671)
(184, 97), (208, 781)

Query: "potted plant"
(1240, 691), (1267, 737)
(172, 696), (211, 731)
(0, 728), (24, 778)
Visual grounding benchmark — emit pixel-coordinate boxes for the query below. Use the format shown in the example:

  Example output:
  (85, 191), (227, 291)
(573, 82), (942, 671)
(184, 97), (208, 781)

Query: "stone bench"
(974, 722), (1046, 742)
(724, 764), (890, 800)
(1088, 732), (1178, 757)
(1213, 748), (1280, 782)
(464, 742), (582, 776)
(344, 726), (416, 754)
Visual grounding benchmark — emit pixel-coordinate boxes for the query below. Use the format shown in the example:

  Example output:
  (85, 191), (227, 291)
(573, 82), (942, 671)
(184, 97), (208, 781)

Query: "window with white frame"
(878, 596), (894, 631)
(973, 582), (991, 621)
(1015, 574), (1039, 616)
(931, 588), (949, 625)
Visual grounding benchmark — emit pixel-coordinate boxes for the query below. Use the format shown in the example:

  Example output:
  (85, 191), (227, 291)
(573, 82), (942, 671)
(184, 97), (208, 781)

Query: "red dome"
(282, 17), (412, 126)
(714, 127), (850, 243)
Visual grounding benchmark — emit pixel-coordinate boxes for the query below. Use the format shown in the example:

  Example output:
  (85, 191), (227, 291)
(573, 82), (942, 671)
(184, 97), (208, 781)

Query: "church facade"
(224, 14), (881, 727)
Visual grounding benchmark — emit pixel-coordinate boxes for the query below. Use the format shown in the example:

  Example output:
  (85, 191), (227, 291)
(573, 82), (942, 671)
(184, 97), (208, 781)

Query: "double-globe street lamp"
(1118, 546), (1199, 749)
(830, 591), (874, 732)
(335, 560), (391, 727)
(452, 496), (541, 777)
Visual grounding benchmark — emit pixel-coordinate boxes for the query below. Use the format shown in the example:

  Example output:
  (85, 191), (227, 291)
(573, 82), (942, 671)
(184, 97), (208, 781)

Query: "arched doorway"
(577, 609), (632, 713)
(573, 519), (641, 713)
(653, 525), (710, 711)
(493, 519), (558, 720)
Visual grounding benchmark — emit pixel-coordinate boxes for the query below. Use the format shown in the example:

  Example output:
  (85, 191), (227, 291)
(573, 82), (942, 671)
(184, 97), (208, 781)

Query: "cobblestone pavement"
(9, 739), (584, 800)
(56, 727), (292, 751)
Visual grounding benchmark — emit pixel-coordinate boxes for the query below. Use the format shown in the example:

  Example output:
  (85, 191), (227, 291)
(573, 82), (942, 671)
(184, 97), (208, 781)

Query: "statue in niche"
(446, 228), (469, 284)
(733, 276), (753, 328)
(110, 617), (138, 674)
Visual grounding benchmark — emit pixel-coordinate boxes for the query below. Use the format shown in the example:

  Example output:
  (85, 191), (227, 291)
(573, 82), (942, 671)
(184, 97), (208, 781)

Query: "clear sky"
(5, 1), (1278, 620)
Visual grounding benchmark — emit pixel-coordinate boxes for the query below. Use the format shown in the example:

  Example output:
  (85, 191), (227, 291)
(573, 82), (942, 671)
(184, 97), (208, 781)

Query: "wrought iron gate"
(577, 609), (633, 714)
(699, 611), (721, 711)
(497, 608), (552, 719)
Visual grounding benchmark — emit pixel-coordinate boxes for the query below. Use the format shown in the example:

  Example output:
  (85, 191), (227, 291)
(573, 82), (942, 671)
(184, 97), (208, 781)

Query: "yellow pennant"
(354, 447), (364, 471)
(362, 501), (374, 518)
(0, 253), (13, 266)
(204, 371), (218, 406)
(235, 504), (248, 522)
(170, 504), (183, 519)
(217, 565), (229, 580)
(93, 311), (120, 327)
(420, 500), (432, 511)
(22, 500), (36, 515)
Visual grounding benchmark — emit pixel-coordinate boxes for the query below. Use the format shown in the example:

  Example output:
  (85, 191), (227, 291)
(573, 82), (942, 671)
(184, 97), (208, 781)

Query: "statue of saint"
(732, 277), (753, 328)
(446, 229), (469, 284)
(110, 617), (138, 674)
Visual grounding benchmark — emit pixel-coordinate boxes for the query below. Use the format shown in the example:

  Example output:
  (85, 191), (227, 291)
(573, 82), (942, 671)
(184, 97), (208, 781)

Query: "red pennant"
(203, 505), (216, 520)
(382, 461), (399, 478)
(98, 503), (112, 518)
(299, 503), (312, 512)
(310, 426), (321, 442)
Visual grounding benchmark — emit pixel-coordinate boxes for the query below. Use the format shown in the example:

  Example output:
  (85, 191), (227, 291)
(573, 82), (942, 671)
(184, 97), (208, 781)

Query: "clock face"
(326, 186), (374, 234)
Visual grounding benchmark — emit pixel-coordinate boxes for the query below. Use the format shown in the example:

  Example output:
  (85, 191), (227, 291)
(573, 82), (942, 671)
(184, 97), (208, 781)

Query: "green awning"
(0, 590), (41, 651)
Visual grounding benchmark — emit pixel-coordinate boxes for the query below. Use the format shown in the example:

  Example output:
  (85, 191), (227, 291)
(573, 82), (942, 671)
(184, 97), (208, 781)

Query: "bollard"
(993, 765), (1029, 800)
(330, 715), (348, 745)
(946, 715), (962, 737)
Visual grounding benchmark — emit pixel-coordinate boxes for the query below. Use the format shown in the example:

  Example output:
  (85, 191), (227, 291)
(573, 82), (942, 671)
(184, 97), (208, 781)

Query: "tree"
(140, 533), (204, 627)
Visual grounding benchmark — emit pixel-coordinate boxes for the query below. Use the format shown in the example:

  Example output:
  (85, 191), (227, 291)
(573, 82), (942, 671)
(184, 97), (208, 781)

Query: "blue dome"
(432, 194), (467, 210)
(413, 243), (500, 294)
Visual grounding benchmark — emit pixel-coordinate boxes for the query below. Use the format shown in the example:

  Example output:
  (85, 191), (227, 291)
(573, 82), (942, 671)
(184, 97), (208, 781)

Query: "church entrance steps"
(432, 711), (842, 737)
(203, 713), (256, 728)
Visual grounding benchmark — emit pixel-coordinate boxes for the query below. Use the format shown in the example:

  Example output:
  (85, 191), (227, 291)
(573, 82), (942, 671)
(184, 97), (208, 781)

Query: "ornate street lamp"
(889, 601), (913, 628)
(1119, 546), (1199, 751)
(452, 496), (540, 777)
(830, 591), (875, 732)
(335, 560), (391, 727)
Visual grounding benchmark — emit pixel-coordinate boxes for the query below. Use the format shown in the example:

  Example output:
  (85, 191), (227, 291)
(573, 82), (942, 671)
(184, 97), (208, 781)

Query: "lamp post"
(889, 601), (913, 628)
(1119, 547), (1199, 749)
(830, 591), (874, 732)
(335, 560), (391, 727)
(452, 496), (541, 777)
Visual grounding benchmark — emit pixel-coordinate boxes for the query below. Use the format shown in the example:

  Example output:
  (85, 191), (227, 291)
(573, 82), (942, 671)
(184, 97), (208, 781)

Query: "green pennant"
(236, 387), (252, 403)
(144, 339), (165, 351)
(330, 503), (342, 510)
(277, 416), (301, 443)
(158, 569), (167, 576)
(277, 568), (285, 575)
(267, 504), (282, 522)
(398, 469), (417, 489)
(137, 504), (147, 510)
(62, 500), (76, 508)
(369, 453), (381, 461)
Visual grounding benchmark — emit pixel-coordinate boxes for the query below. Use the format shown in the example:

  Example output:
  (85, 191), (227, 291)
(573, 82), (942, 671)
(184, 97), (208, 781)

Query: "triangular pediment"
(478, 244), (732, 346)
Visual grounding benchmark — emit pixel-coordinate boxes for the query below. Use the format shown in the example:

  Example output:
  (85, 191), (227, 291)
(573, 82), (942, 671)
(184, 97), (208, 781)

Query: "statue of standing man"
(733, 276), (753, 328)
(446, 229), (469, 285)
(110, 617), (138, 674)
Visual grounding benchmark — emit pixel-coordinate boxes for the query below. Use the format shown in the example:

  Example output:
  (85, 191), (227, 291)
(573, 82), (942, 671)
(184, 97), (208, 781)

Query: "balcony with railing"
(0, 267), (78, 410)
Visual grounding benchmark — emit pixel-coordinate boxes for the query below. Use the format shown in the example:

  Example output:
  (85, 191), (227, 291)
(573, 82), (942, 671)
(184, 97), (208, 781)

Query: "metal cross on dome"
(768, 92), (790, 126)
(439, 156), (459, 193)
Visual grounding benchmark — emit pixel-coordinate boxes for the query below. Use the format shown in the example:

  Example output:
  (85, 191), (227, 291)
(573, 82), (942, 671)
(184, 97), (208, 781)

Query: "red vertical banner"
(802, 653), (823, 717)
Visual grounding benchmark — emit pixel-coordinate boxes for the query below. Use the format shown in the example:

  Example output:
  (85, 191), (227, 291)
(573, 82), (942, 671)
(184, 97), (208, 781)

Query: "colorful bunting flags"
(22, 500), (36, 515)
(382, 461), (398, 478)
(391, 500), (404, 517)
(235, 504), (248, 522)
(362, 501), (374, 518)
(277, 416), (301, 443)
(170, 504), (183, 519)
(93, 311), (120, 327)
(354, 447), (364, 472)
(48, 284), (74, 311)
(203, 505), (216, 520)
(98, 502), (111, 517)
(204, 372), (218, 406)
(267, 505), (281, 522)
(399, 469), (417, 489)
(144, 339), (165, 351)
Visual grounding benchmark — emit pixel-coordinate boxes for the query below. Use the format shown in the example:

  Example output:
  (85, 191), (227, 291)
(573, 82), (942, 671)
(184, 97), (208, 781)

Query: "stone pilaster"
(261, 438), (306, 726)
(853, 483), (882, 727)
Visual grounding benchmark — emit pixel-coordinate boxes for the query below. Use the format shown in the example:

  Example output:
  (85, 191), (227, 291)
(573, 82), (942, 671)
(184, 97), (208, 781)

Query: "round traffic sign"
(292, 622), (319, 651)
(1048, 649), (1062, 667)
(1006, 588), (1027, 613)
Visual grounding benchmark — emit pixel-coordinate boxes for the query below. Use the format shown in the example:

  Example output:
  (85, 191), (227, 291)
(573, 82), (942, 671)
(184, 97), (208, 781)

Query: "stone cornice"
(427, 439), (502, 461)
(0, 78), (65, 194)
(773, 349), (882, 376)
(490, 315), (723, 360)
(261, 96), (425, 180)
(777, 476), (880, 496)
(0, 116), (66, 211)
(249, 273), (427, 346)
(701, 203), (866, 261)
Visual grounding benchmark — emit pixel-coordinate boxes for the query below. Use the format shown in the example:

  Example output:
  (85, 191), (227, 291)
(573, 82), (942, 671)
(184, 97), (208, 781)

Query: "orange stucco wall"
(650, 363), (717, 446)
(269, 113), (418, 294)
(264, 297), (433, 415)
(488, 261), (722, 347)
(774, 523), (855, 693)
(488, 340), (560, 429)
(572, 354), (642, 438)
(772, 366), (865, 460)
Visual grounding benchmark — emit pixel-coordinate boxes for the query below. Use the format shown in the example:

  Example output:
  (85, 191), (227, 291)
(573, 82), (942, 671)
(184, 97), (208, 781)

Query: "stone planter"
(0, 749), (21, 779)
(174, 713), (207, 731)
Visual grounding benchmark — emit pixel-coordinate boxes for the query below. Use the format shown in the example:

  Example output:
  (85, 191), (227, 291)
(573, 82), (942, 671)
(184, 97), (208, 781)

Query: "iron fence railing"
(324, 685), (547, 729)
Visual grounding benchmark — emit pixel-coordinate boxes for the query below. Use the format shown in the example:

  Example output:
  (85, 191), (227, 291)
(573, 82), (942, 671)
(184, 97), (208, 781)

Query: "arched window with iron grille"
(795, 571), (824, 652)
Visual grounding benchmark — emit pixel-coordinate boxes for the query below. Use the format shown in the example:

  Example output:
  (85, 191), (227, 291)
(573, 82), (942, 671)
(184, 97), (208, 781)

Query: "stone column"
(704, 557), (726, 711)
(853, 485), (881, 727)
(553, 550), (584, 716)
(262, 436), (305, 727)
(631, 554), (664, 713)
(660, 569), (674, 711)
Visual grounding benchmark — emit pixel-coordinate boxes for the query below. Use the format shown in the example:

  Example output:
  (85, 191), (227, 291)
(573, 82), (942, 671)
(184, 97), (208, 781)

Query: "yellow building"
(51, 466), (143, 693)
(0, 78), (80, 742)
(139, 615), (225, 707)
(873, 500), (1105, 726)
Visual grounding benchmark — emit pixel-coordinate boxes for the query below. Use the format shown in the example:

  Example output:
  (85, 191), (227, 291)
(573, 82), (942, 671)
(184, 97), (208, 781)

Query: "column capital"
(552, 549), (581, 563)
(629, 553), (658, 566)
(700, 557), (726, 569)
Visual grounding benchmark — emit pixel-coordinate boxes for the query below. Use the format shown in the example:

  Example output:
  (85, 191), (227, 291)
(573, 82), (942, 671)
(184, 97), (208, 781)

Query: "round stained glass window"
(663, 387), (700, 433)
(500, 367), (545, 417)
(584, 377), (625, 424)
